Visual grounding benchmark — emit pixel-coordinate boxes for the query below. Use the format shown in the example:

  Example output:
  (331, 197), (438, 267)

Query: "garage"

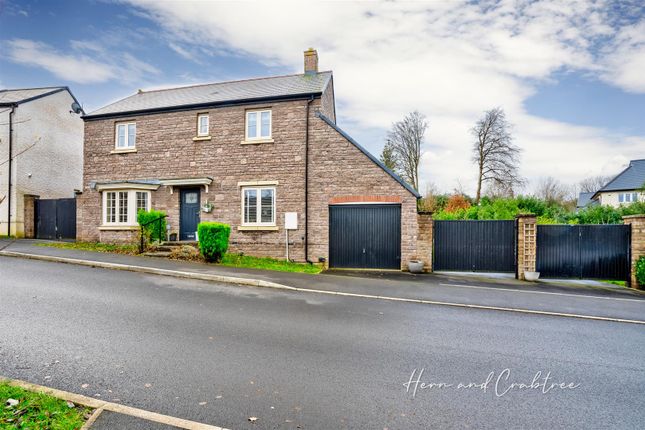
(329, 204), (401, 269)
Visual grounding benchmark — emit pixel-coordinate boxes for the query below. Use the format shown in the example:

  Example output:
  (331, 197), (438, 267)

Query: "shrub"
(445, 195), (471, 213)
(198, 222), (231, 262)
(138, 210), (167, 244)
(636, 256), (645, 288)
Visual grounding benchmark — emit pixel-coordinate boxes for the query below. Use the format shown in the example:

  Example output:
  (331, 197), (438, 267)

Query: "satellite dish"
(71, 102), (83, 114)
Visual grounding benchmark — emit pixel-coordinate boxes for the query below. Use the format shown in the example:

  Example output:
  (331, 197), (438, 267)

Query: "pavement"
(1, 239), (644, 323)
(1, 256), (644, 429)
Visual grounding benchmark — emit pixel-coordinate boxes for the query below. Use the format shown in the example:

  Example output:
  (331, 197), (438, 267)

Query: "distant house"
(0, 87), (84, 236)
(576, 192), (598, 210)
(590, 159), (645, 208)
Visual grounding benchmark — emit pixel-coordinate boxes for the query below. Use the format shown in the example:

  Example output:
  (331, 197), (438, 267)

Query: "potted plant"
(201, 201), (214, 213)
(408, 258), (424, 273)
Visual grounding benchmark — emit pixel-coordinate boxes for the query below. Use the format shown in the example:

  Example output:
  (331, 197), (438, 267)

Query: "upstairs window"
(242, 187), (275, 226)
(197, 114), (209, 136)
(115, 122), (136, 149)
(246, 109), (271, 140)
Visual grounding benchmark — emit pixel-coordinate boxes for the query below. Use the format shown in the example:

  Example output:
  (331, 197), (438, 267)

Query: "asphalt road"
(1, 257), (644, 429)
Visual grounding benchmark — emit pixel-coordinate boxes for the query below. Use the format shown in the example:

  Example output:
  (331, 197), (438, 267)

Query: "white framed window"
(115, 122), (136, 149)
(619, 192), (638, 203)
(241, 186), (275, 226)
(245, 109), (271, 140)
(197, 114), (209, 136)
(103, 190), (151, 226)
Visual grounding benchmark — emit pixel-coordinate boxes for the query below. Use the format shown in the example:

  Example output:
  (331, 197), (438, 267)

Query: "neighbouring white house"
(0, 87), (84, 236)
(588, 159), (645, 208)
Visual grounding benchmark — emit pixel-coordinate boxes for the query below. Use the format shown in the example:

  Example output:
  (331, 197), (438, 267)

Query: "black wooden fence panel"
(329, 204), (401, 269)
(433, 220), (516, 272)
(536, 224), (630, 280)
(35, 198), (76, 240)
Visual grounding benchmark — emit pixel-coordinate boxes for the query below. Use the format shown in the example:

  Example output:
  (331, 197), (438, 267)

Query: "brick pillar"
(516, 214), (537, 281)
(416, 212), (433, 272)
(23, 194), (38, 239)
(623, 215), (645, 289)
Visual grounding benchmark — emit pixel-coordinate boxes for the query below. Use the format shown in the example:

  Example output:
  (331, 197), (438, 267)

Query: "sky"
(1, 0), (644, 196)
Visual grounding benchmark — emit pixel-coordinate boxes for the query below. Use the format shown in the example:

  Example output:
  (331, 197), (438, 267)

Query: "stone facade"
(516, 215), (537, 281)
(623, 215), (645, 289)
(79, 87), (420, 268)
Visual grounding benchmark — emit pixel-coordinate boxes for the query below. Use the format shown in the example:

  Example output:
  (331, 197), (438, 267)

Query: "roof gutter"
(82, 92), (323, 121)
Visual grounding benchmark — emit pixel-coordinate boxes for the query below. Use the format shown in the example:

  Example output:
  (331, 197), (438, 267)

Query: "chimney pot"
(304, 48), (318, 74)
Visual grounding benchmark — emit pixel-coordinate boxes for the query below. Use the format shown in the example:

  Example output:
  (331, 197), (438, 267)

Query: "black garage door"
(35, 198), (77, 240)
(329, 204), (401, 269)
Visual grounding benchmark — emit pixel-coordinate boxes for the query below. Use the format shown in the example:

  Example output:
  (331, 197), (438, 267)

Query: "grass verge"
(600, 279), (627, 287)
(36, 241), (137, 254)
(219, 253), (323, 274)
(0, 382), (91, 429)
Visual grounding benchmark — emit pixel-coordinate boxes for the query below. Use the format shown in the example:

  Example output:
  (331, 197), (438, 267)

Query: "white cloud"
(4, 38), (160, 84)
(121, 1), (645, 192)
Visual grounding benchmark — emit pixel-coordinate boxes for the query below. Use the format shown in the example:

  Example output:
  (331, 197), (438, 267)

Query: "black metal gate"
(537, 224), (630, 280)
(329, 204), (401, 269)
(35, 198), (76, 240)
(433, 220), (516, 272)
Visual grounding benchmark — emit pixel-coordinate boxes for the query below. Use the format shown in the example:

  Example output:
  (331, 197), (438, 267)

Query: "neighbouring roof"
(593, 159), (645, 198)
(316, 113), (422, 198)
(576, 192), (595, 208)
(85, 71), (333, 119)
(0, 86), (84, 113)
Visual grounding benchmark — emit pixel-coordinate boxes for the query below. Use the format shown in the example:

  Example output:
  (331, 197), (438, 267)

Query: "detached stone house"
(79, 50), (423, 269)
(0, 87), (84, 237)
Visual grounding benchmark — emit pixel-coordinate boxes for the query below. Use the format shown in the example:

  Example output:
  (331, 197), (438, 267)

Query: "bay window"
(102, 190), (151, 226)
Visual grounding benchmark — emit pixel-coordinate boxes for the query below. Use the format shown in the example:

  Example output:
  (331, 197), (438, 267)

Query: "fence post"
(622, 215), (645, 289)
(416, 211), (433, 272)
(516, 214), (537, 281)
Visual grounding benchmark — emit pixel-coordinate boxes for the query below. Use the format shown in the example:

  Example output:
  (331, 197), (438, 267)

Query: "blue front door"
(180, 188), (200, 240)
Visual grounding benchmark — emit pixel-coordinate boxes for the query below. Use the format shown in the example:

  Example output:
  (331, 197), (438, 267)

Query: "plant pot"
(408, 260), (424, 273)
(524, 271), (540, 281)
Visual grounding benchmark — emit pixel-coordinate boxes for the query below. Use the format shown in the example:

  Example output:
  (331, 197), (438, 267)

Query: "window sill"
(193, 136), (212, 141)
(238, 225), (279, 231)
(111, 148), (137, 154)
(99, 225), (139, 231)
(240, 138), (274, 145)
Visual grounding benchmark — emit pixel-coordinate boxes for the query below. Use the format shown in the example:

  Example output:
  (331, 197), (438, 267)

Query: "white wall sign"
(285, 212), (298, 230)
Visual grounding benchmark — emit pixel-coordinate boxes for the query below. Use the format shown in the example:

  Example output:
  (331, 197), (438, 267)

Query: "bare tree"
(535, 176), (574, 204)
(471, 107), (523, 204)
(385, 111), (428, 191)
(578, 175), (611, 193)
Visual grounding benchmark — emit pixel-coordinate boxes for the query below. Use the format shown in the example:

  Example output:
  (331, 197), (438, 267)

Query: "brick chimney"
(304, 48), (318, 74)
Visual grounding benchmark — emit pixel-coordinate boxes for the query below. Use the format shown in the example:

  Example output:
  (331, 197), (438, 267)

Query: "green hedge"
(198, 222), (231, 262)
(138, 210), (167, 244)
(636, 256), (645, 287)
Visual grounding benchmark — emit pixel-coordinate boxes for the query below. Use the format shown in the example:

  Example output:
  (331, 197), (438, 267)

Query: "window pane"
(260, 189), (274, 223)
(136, 192), (148, 214)
(106, 192), (116, 223)
(127, 124), (136, 147)
(117, 125), (126, 147)
(260, 111), (270, 137)
(635, 193), (640, 202)
(619, 194), (624, 202)
(119, 191), (128, 223)
(185, 192), (198, 204)
(244, 189), (257, 223)
(247, 112), (257, 138)
(199, 116), (208, 135)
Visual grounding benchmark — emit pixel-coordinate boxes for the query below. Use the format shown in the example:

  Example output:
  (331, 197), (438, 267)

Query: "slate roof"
(594, 159), (645, 197)
(86, 71), (333, 118)
(0, 87), (67, 105)
(576, 192), (596, 208)
(316, 113), (421, 198)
